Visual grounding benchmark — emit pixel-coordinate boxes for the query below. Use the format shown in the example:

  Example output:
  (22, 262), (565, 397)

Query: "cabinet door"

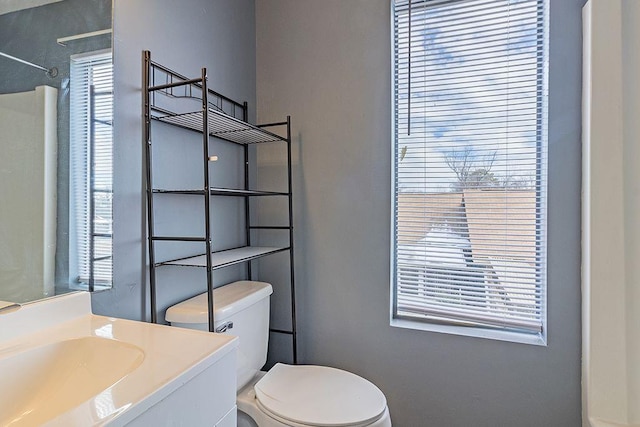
(126, 352), (237, 426)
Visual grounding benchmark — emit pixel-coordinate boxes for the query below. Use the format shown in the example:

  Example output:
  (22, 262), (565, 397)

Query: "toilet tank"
(165, 281), (273, 390)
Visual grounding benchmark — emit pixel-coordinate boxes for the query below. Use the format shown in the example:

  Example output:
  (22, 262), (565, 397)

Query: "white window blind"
(392, 0), (547, 336)
(70, 51), (113, 290)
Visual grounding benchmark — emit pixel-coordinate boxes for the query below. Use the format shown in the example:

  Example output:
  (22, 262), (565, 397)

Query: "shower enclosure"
(582, 0), (640, 425)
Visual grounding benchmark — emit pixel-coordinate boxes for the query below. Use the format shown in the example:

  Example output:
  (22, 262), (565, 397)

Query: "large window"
(70, 50), (113, 291)
(392, 0), (547, 343)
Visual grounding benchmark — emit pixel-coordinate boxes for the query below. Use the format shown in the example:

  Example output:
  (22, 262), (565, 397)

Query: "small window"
(69, 50), (113, 291)
(391, 0), (548, 343)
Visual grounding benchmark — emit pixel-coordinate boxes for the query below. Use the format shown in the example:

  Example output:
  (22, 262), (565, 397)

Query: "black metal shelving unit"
(143, 50), (297, 363)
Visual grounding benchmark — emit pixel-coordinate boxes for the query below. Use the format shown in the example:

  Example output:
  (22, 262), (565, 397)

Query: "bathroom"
(0, 0), (637, 425)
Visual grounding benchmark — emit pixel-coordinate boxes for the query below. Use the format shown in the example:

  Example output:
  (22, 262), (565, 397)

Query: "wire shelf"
(158, 246), (289, 268)
(152, 108), (287, 145)
(153, 187), (289, 197)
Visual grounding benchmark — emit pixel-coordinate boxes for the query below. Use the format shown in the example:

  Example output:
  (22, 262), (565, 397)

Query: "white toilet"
(166, 280), (392, 427)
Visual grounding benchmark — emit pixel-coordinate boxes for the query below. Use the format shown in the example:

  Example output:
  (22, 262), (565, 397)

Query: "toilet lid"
(254, 363), (387, 427)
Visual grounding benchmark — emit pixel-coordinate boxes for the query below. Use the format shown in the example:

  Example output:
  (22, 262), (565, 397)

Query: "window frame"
(390, 0), (548, 345)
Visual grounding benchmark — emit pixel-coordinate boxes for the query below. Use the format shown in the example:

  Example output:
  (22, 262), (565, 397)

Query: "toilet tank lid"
(165, 281), (273, 324)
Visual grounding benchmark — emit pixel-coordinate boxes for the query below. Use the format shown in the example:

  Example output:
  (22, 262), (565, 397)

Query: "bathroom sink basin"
(0, 337), (144, 426)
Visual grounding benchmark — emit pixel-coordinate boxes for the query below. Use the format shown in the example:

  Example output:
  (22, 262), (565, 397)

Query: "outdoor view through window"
(392, 0), (547, 338)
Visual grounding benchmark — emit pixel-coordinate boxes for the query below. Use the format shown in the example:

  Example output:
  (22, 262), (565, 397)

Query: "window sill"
(390, 317), (547, 346)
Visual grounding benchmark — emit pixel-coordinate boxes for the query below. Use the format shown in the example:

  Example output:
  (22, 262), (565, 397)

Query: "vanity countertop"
(0, 292), (237, 426)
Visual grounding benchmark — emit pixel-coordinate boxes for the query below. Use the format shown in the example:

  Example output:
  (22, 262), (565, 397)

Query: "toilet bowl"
(166, 281), (392, 427)
(237, 364), (391, 427)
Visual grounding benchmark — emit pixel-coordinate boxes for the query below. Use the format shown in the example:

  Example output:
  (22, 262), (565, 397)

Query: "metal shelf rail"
(142, 50), (297, 363)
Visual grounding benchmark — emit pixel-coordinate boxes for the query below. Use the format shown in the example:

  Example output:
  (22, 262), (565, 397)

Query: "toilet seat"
(254, 363), (388, 427)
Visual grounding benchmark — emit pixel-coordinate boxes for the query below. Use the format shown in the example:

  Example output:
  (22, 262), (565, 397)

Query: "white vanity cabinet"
(124, 347), (237, 426)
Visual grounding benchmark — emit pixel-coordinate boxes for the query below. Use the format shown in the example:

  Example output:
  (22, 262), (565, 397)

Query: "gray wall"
(256, 0), (583, 426)
(0, 0), (110, 94)
(91, 0), (257, 321)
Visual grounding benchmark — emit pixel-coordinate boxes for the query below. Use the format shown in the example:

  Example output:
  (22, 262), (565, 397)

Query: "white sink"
(0, 337), (144, 426)
(0, 292), (237, 426)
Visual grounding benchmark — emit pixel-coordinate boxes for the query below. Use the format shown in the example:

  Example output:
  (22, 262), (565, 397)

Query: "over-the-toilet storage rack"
(142, 50), (297, 363)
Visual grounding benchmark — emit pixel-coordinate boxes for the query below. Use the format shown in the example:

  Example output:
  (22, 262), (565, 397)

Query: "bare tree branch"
(444, 147), (498, 191)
